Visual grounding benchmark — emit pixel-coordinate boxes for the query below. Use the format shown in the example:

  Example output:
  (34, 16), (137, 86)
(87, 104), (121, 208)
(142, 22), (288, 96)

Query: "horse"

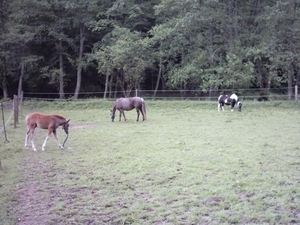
(110, 97), (146, 122)
(24, 112), (70, 151)
(218, 93), (242, 112)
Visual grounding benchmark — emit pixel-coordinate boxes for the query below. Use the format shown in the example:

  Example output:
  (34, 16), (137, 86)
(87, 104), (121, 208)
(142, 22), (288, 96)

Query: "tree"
(0, 0), (9, 98)
(93, 27), (149, 97)
(66, 0), (103, 99)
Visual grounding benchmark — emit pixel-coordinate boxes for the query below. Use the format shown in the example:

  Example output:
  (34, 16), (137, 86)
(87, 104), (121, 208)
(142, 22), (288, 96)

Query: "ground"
(15, 153), (54, 225)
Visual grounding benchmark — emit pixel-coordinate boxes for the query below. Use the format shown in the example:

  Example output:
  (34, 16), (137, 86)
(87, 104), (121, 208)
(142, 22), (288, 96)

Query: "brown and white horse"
(25, 112), (70, 151)
(110, 97), (146, 122)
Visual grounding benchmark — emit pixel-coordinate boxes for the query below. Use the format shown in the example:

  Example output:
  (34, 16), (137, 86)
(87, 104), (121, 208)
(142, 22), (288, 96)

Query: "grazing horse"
(218, 93), (242, 112)
(110, 97), (146, 122)
(25, 112), (70, 151)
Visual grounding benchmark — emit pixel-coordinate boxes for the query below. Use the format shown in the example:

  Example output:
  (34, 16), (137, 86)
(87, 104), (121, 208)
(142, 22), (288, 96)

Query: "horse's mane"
(111, 103), (117, 114)
(51, 114), (67, 120)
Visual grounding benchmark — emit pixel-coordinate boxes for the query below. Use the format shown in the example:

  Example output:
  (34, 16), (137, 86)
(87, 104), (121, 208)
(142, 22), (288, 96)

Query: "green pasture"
(1, 100), (300, 224)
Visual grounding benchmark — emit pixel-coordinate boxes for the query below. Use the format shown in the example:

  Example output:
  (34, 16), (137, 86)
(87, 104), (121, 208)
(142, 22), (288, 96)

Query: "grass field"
(0, 99), (300, 225)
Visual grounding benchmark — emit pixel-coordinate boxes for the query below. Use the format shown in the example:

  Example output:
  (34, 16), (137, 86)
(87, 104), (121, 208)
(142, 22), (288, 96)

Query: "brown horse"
(110, 97), (146, 122)
(25, 112), (70, 151)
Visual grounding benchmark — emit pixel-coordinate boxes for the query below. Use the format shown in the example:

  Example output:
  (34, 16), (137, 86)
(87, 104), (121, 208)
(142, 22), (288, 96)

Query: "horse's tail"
(141, 98), (146, 120)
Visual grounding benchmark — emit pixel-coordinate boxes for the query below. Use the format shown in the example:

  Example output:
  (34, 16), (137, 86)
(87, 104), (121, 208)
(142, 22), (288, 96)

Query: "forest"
(0, 0), (299, 99)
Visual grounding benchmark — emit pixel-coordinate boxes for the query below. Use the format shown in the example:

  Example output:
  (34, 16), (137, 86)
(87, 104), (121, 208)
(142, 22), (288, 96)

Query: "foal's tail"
(141, 98), (146, 120)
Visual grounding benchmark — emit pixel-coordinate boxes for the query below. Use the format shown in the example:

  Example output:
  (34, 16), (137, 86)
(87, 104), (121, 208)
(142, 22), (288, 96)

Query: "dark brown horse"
(25, 112), (70, 151)
(110, 97), (146, 122)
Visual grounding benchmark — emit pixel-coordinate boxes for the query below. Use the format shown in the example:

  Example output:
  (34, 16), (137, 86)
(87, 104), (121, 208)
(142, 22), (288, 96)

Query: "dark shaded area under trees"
(0, 0), (299, 100)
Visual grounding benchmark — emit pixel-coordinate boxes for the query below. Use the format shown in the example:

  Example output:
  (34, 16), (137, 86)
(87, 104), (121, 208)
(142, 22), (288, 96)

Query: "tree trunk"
(153, 56), (162, 98)
(288, 70), (293, 100)
(1, 72), (8, 99)
(109, 72), (114, 98)
(209, 21), (214, 99)
(103, 70), (109, 99)
(74, 23), (85, 99)
(256, 58), (268, 100)
(287, 0), (296, 100)
(18, 62), (24, 97)
(59, 39), (65, 99)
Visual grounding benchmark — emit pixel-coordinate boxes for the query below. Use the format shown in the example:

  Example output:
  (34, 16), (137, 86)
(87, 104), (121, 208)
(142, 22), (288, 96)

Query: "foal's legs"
(25, 126), (37, 151)
(24, 129), (29, 149)
(42, 129), (63, 151)
(53, 129), (64, 149)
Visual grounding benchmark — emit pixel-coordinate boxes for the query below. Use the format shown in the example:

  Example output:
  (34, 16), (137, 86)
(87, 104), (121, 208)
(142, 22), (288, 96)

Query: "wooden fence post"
(13, 95), (19, 128)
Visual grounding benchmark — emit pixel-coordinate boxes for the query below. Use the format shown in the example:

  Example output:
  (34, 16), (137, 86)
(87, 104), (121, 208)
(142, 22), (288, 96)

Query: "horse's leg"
(231, 102), (235, 111)
(141, 102), (146, 120)
(24, 128), (30, 149)
(41, 128), (53, 151)
(123, 111), (127, 121)
(52, 129), (64, 149)
(136, 109), (140, 121)
(29, 128), (37, 151)
(119, 109), (123, 122)
(120, 109), (126, 121)
(140, 109), (145, 121)
(218, 103), (221, 111)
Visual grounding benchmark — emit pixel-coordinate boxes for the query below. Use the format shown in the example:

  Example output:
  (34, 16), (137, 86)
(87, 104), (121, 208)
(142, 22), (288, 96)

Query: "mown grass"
(1, 99), (300, 224)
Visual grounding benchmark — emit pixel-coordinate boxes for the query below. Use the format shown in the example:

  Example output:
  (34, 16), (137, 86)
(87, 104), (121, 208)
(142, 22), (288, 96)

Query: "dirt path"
(14, 152), (57, 225)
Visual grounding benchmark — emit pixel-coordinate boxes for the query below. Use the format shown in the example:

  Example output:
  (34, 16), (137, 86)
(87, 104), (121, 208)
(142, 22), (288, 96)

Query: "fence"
(0, 87), (299, 144)
(23, 87), (299, 101)
(0, 95), (20, 142)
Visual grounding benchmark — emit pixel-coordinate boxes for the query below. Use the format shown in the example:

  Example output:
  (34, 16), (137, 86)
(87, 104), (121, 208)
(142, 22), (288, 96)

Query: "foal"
(25, 112), (70, 151)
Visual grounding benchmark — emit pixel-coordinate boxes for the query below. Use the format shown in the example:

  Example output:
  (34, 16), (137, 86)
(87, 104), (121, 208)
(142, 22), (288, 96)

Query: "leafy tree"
(93, 27), (149, 97)
(1, 0), (300, 99)
(65, 0), (103, 99)
(92, 0), (158, 98)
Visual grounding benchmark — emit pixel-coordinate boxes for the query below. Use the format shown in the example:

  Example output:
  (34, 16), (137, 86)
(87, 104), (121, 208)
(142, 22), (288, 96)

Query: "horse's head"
(62, 119), (70, 134)
(237, 102), (242, 112)
(110, 109), (115, 122)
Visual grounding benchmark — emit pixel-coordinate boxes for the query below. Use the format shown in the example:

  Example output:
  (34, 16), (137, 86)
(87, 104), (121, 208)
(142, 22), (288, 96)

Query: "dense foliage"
(0, 0), (299, 99)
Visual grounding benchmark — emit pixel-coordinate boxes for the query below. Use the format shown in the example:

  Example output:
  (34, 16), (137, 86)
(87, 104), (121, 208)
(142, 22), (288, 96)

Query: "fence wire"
(23, 87), (299, 101)
(0, 101), (14, 142)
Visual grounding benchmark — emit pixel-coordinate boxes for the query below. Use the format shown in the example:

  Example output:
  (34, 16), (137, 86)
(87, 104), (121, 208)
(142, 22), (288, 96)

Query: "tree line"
(0, 0), (299, 99)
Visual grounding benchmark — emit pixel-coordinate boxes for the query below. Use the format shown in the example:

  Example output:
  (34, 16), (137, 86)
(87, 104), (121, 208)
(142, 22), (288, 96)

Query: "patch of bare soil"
(14, 154), (57, 225)
(13, 123), (105, 225)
